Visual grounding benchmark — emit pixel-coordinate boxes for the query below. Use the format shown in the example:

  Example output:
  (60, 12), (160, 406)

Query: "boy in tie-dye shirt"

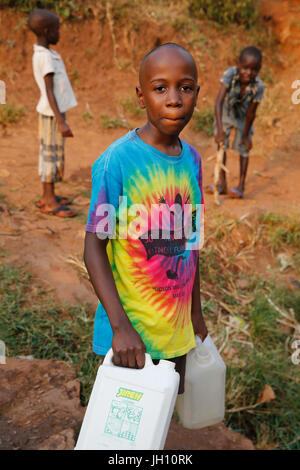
(84, 43), (208, 393)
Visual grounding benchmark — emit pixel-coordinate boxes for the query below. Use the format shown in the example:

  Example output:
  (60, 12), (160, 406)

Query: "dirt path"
(0, 3), (299, 307)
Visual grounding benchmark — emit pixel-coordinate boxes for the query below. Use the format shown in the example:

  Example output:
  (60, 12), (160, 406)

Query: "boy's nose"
(166, 89), (182, 107)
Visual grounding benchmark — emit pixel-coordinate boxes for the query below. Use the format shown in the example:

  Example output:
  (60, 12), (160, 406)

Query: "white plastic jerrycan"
(75, 349), (179, 450)
(175, 334), (226, 429)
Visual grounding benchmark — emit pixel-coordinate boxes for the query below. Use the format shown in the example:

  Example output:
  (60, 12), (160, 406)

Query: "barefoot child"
(28, 9), (77, 217)
(84, 43), (208, 393)
(209, 46), (264, 198)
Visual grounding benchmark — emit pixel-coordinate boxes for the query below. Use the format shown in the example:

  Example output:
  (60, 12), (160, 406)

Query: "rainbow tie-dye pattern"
(86, 130), (204, 359)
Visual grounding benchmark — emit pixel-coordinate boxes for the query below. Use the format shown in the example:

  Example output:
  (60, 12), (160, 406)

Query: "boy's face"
(238, 54), (261, 85)
(137, 48), (200, 136)
(46, 16), (60, 45)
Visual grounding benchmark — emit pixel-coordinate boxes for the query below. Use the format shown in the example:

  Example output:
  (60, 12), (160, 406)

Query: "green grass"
(190, 0), (259, 27)
(193, 108), (214, 136)
(82, 111), (93, 125)
(0, 263), (99, 405)
(0, 101), (25, 124)
(100, 114), (129, 129)
(0, 0), (92, 19)
(120, 95), (144, 119)
(258, 212), (300, 251)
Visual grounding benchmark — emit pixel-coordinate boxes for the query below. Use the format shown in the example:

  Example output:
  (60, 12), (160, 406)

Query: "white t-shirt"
(32, 44), (77, 116)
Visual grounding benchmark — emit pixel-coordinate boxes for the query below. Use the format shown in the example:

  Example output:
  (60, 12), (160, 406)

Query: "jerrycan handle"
(103, 348), (153, 368)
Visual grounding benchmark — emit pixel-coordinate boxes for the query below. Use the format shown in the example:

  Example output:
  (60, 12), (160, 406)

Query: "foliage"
(0, 0), (93, 19)
(0, 263), (99, 405)
(193, 107), (214, 136)
(190, 0), (259, 27)
(0, 101), (25, 123)
(100, 114), (129, 129)
(120, 95), (144, 119)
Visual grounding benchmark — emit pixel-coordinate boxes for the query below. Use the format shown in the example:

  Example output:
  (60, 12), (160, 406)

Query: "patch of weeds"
(193, 108), (214, 136)
(70, 69), (79, 87)
(82, 111), (93, 125)
(258, 212), (300, 251)
(1, 1), (92, 20)
(100, 115), (130, 129)
(120, 95), (144, 119)
(260, 68), (274, 84)
(0, 262), (99, 405)
(190, 0), (259, 28)
(0, 101), (25, 124)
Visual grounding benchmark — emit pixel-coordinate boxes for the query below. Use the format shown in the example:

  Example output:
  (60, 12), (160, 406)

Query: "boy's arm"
(191, 257), (208, 341)
(84, 231), (146, 368)
(44, 73), (73, 137)
(241, 101), (259, 151)
(214, 83), (227, 146)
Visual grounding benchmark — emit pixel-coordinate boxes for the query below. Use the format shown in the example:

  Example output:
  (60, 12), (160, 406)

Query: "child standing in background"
(207, 46), (264, 198)
(28, 9), (77, 217)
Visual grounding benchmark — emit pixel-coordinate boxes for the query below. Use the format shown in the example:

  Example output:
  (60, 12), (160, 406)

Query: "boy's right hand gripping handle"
(103, 348), (153, 368)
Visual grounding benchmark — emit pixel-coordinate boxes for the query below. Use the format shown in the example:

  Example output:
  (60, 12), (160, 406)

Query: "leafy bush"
(190, 0), (259, 28)
(0, 0), (92, 19)
(193, 107), (214, 136)
(0, 101), (25, 123)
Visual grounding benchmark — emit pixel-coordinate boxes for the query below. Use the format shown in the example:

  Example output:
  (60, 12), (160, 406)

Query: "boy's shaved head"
(28, 9), (58, 36)
(239, 46), (262, 65)
(139, 43), (198, 86)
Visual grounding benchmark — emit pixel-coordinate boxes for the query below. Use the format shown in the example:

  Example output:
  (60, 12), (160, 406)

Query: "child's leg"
(38, 114), (76, 217)
(230, 127), (250, 198)
(238, 154), (249, 193)
(218, 150), (228, 194)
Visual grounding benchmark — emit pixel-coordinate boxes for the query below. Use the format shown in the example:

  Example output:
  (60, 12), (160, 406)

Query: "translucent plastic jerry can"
(175, 334), (226, 429)
(75, 349), (179, 450)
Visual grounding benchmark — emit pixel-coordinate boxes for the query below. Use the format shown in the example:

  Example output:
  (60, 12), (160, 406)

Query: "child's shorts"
(214, 115), (253, 158)
(38, 113), (65, 183)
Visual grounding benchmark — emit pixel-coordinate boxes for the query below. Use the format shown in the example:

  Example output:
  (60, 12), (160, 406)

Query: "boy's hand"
(192, 312), (208, 342)
(58, 119), (73, 137)
(241, 135), (252, 151)
(112, 320), (146, 369)
(215, 129), (226, 146)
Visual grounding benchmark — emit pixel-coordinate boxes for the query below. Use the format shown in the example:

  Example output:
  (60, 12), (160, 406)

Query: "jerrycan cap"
(195, 344), (211, 362)
(158, 359), (176, 370)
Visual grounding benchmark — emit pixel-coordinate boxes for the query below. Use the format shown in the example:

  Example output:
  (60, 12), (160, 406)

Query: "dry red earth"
(0, 1), (299, 450)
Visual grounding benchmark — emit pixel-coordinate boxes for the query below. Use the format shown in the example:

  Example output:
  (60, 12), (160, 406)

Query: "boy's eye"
(181, 85), (193, 92)
(154, 86), (166, 92)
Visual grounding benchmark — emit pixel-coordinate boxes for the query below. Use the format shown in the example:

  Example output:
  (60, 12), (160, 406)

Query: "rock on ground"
(0, 358), (84, 450)
(0, 358), (255, 450)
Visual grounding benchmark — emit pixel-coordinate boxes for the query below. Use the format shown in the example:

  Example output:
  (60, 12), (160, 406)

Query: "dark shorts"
(152, 354), (186, 394)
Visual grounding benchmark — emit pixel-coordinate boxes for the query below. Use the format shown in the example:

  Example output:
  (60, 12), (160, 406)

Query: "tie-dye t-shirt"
(86, 129), (204, 359)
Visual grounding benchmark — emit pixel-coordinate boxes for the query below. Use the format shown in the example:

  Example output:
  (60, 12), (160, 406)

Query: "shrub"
(190, 0), (259, 28)
(0, 101), (25, 123)
(193, 108), (214, 136)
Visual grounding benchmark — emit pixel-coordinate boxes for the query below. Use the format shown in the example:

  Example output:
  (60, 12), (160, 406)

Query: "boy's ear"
(136, 86), (145, 109)
(195, 84), (200, 103)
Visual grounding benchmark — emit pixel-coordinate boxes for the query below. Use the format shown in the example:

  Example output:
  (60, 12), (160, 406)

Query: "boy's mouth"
(163, 116), (185, 122)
